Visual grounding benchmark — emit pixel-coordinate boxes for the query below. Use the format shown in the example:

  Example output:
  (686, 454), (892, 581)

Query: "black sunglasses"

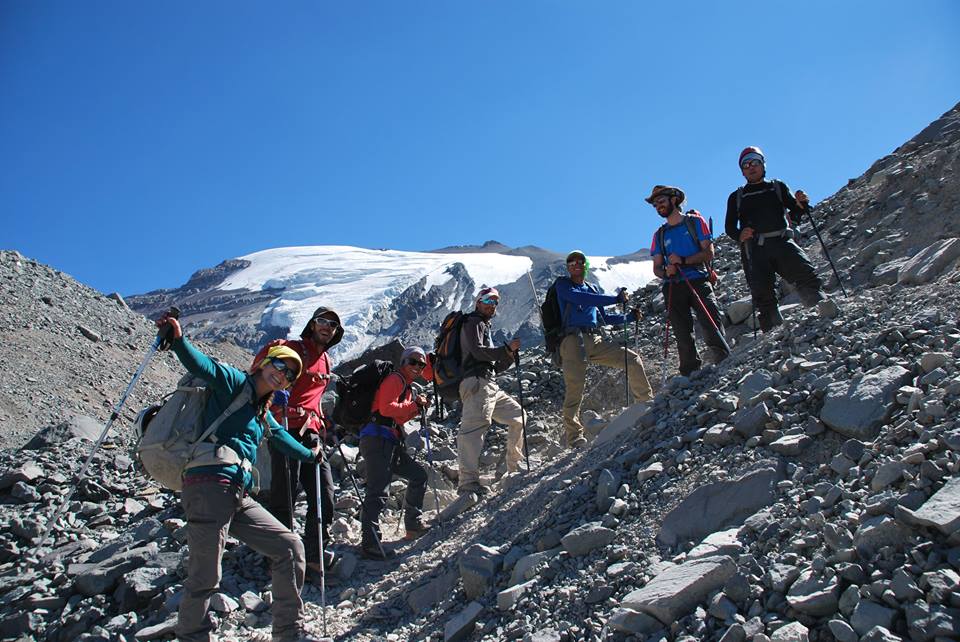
(268, 357), (299, 383)
(404, 359), (427, 368)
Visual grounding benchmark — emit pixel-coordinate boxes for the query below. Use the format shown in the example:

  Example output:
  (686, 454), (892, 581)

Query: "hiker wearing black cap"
(556, 251), (652, 448)
(725, 147), (827, 331)
(358, 346), (432, 559)
(648, 185), (730, 376)
(457, 287), (526, 495)
(251, 306), (343, 576)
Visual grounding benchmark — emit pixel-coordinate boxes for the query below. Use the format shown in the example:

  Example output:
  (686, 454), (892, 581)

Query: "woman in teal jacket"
(156, 315), (323, 642)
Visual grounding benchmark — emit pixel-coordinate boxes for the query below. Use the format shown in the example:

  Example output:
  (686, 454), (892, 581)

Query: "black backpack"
(332, 360), (396, 432)
(433, 310), (468, 402)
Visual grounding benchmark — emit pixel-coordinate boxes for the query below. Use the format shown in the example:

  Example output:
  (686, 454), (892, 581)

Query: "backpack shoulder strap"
(683, 215), (700, 248)
(195, 380), (253, 446)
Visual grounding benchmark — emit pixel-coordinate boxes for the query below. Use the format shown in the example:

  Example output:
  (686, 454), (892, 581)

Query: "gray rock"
(11, 481), (41, 503)
(827, 619), (858, 642)
(657, 467), (780, 547)
(597, 469), (618, 512)
(854, 515), (913, 556)
(621, 555), (737, 624)
(72, 543), (159, 596)
(850, 600), (897, 636)
(561, 522), (616, 556)
(785, 570), (839, 617)
(407, 570), (459, 613)
(738, 370), (775, 407)
(860, 626), (903, 642)
(113, 567), (174, 611)
(134, 616), (177, 641)
(727, 297), (755, 326)
(0, 462), (43, 490)
(820, 366), (912, 439)
(687, 528), (742, 560)
(444, 601), (483, 642)
(509, 548), (560, 586)
(895, 476), (960, 535)
(209, 592), (239, 613)
(637, 461), (664, 482)
(768, 563), (801, 593)
(593, 403), (650, 446)
(898, 237), (960, 285)
(240, 591), (266, 612)
(770, 622), (809, 642)
(704, 424), (737, 446)
(497, 579), (534, 611)
(734, 402), (771, 439)
(872, 462), (908, 491)
(769, 434), (811, 457)
(890, 569), (923, 602)
(920, 352), (951, 373)
(607, 608), (662, 635)
(23, 414), (103, 450)
(459, 543), (503, 599)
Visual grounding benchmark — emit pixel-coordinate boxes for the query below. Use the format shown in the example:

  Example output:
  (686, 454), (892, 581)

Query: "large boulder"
(898, 237), (960, 285)
(895, 476), (960, 535)
(621, 556), (736, 624)
(23, 415), (103, 450)
(657, 467), (780, 547)
(820, 366), (912, 440)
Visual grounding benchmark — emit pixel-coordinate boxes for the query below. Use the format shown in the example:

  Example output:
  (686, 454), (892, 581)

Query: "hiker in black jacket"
(725, 146), (826, 331)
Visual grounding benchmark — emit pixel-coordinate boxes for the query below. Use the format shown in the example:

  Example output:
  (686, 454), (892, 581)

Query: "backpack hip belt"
(564, 326), (603, 338)
(755, 228), (795, 246)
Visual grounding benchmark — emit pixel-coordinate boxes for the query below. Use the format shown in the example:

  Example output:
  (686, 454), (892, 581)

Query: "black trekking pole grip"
(803, 206), (848, 298)
(156, 306), (181, 350)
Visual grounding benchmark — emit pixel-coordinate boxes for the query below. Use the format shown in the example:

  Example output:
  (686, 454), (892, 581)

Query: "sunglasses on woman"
(404, 358), (427, 369)
(268, 357), (299, 383)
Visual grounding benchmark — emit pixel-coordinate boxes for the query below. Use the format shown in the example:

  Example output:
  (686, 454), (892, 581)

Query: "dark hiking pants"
(359, 435), (427, 548)
(663, 278), (729, 376)
(744, 236), (825, 331)
(268, 437), (335, 565)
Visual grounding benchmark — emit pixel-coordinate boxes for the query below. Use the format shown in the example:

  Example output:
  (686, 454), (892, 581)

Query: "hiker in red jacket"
(251, 306), (343, 574)
(358, 346), (433, 559)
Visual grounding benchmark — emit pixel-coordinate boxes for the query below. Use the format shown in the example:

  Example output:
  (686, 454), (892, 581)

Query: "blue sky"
(3, 1), (959, 295)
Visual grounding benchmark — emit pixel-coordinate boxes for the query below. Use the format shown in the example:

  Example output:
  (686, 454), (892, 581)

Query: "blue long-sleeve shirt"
(554, 277), (628, 329)
(171, 336), (314, 489)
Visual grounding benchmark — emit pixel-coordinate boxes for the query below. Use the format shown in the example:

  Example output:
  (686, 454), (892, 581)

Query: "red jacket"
(370, 360), (434, 436)
(252, 337), (332, 433)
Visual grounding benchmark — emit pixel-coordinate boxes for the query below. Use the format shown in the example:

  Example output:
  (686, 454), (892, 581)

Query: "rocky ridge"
(0, 102), (959, 641)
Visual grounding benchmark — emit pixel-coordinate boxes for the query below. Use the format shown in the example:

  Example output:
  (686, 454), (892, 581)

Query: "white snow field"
(219, 245), (653, 360)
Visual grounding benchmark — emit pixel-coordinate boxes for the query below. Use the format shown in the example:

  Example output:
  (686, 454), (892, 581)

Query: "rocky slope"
(0, 101), (959, 642)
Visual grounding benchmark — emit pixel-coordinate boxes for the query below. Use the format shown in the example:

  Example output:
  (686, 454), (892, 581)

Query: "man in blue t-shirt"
(648, 185), (730, 376)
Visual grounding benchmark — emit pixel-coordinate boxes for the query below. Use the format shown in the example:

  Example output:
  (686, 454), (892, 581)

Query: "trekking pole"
(619, 289), (630, 407)
(279, 396), (295, 529)
(420, 405), (443, 533)
(661, 283), (673, 389)
(312, 456), (328, 638)
(432, 378), (444, 421)
(35, 307), (180, 554)
(676, 270), (733, 354)
(328, 431), (388, 561)
(742, 241), (758, 339)
(512, 348), (532, 472)
(799, 200), (848, 298)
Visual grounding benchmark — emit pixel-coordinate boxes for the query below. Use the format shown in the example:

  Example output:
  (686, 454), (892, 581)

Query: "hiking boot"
(403, 520), (430, 541)
(457, 482), (489, 496)
(360, 543), (396, 561)
(569, 436), (588, 449)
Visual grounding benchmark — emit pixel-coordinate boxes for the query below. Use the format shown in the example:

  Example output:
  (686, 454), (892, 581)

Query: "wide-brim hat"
(644, 185), (686, 204)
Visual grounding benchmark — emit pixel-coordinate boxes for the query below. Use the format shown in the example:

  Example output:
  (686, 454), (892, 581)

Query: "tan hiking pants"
(176, 481), (305, 642)
(456, 376), (525, 488)
(559, 331), (652, 443)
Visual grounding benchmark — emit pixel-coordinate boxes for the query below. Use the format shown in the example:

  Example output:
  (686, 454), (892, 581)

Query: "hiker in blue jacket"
(155, 315), (324, 642)
(556, 251), (652, 447)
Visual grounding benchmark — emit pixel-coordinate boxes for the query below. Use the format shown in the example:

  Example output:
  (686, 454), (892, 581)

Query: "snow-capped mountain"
(128, 242), (654, 363)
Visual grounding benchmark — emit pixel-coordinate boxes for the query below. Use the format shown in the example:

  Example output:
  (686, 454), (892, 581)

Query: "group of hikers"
(155, 146), (835, 642)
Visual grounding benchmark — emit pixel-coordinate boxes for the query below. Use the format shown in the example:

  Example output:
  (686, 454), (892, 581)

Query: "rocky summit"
(1, 102), (960, 642)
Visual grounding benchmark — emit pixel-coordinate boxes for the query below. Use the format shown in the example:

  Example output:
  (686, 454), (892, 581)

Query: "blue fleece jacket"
(554, 277), (628, 330)
(171, 336), (314, 489)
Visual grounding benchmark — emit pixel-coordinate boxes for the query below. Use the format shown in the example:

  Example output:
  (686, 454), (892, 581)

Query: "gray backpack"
(136, 373), (254, 491)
